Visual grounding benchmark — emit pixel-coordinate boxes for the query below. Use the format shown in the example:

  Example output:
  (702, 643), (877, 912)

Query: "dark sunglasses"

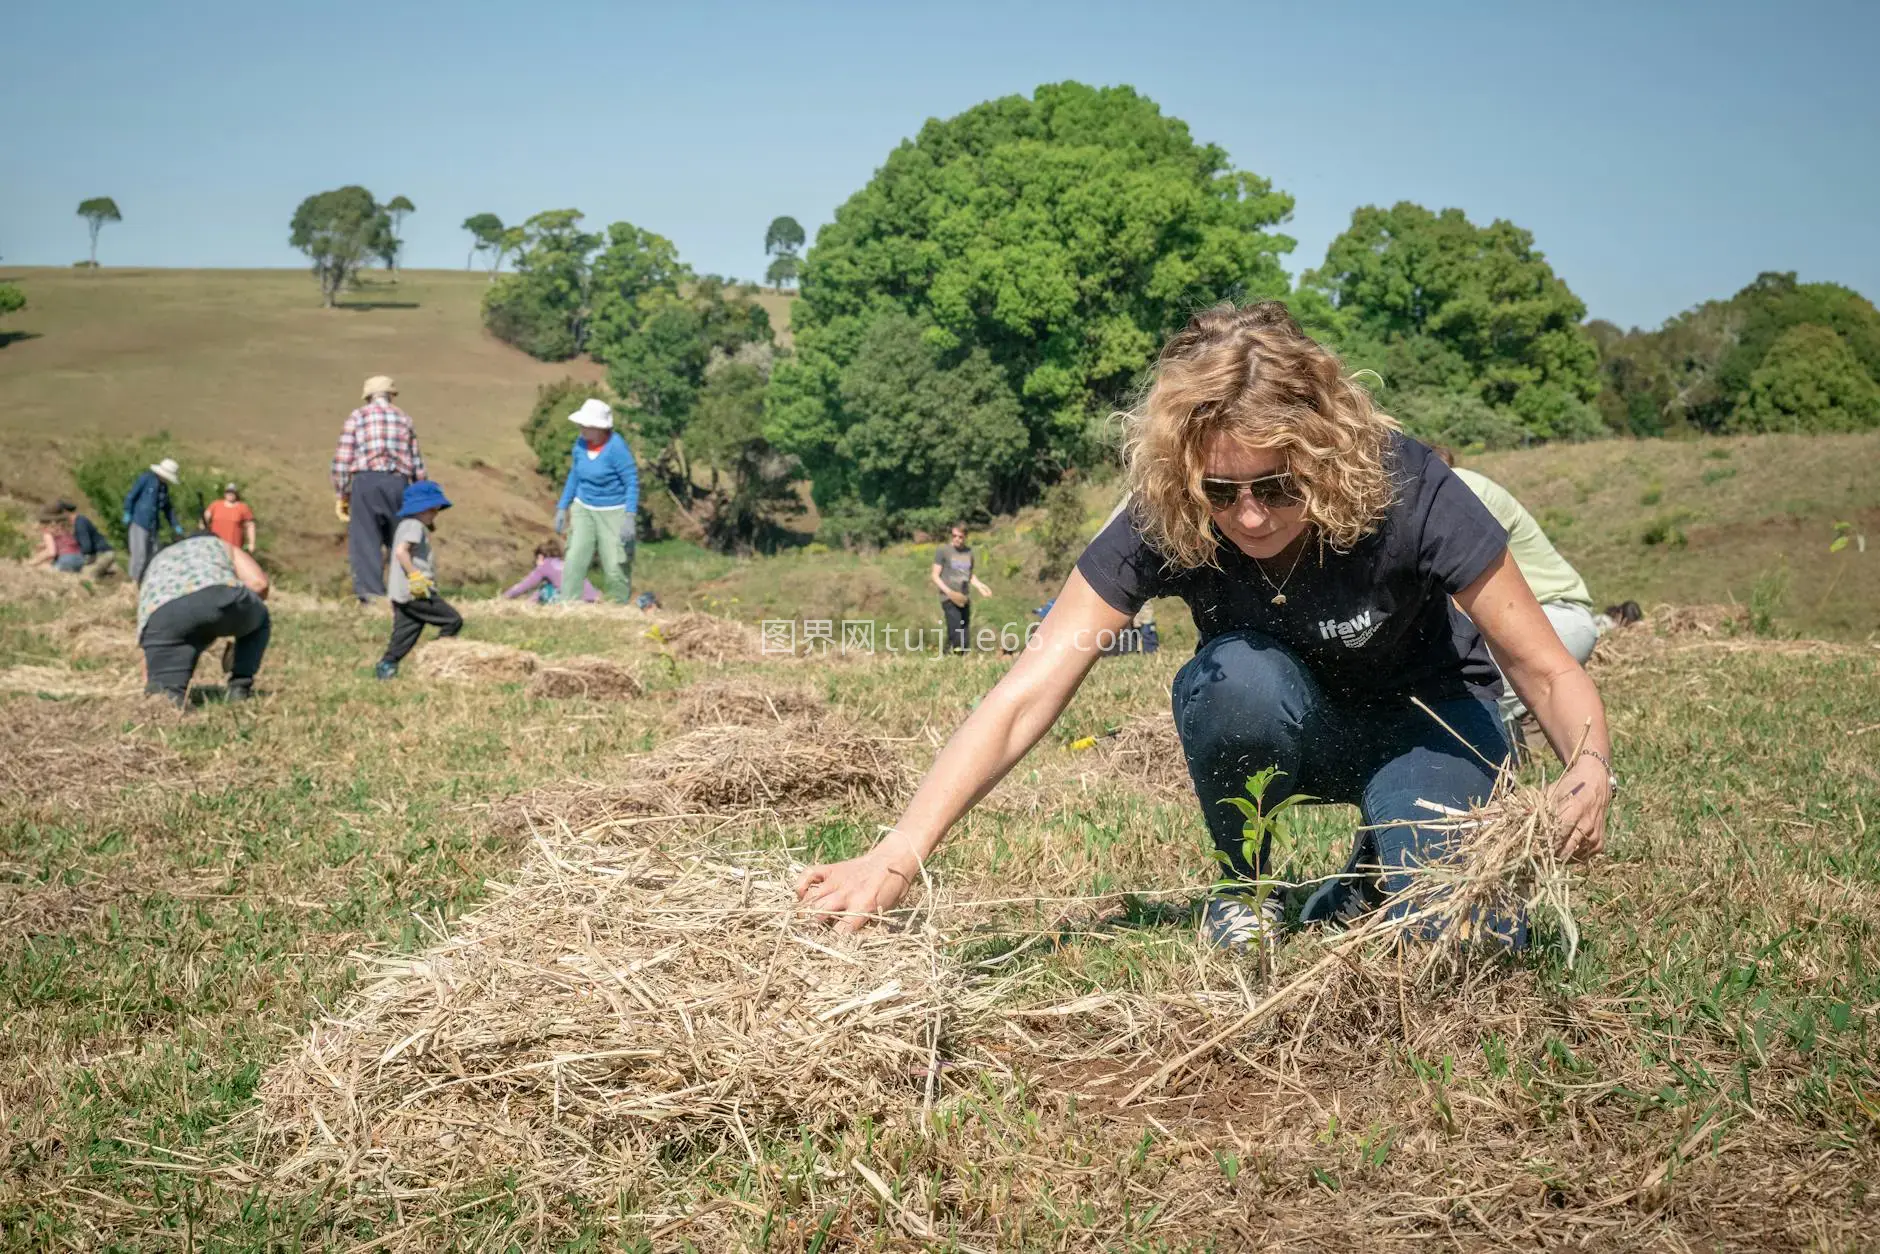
(1200, 473), (1302, 510)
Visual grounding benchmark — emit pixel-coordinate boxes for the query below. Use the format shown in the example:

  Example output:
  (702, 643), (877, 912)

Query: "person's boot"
(375, 661), (398, 681)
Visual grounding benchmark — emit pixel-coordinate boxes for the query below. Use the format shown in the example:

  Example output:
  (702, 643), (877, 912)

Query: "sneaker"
(375, 661), (398, 681)
(224, 683), (251, 703)
(1299, 871), (1386, 930)
(1199, 893), (1286, 950)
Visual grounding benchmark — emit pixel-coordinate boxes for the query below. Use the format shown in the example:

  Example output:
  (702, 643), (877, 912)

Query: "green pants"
(564, 503), (633, 604)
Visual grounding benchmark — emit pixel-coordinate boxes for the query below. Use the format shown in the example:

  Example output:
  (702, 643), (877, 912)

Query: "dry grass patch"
(409, 638), (541, 683)
(256, 827), (963, 1223)
(0, 695), (186, 805)
(669, 678), (825, 727)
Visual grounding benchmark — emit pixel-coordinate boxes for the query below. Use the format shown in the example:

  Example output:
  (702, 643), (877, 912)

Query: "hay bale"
(409, 639), (540, 683)
(527, 657), (644, 701)
(257, 829), (968, 1203)
(648, 612), (762, 662)
(671, 678), (824, 726)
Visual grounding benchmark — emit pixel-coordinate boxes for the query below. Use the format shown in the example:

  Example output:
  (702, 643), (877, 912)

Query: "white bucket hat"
(150, 458), (180, 485)
(568, 397), (614, 430)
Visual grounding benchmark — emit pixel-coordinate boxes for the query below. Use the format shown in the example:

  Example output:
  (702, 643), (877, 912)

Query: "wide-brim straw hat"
(361, 375), (398, 400)
(223, 482), (240, 494)
(568, 397), (614, 430)
(151, 458), (180, 485)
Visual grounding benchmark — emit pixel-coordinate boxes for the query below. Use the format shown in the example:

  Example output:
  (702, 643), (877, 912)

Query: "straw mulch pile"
(527, 658), (644, 701)
(648, 612), (764, 662)
(497, 721), (911, 836)
(0, 664), (143, 699)
(256, 826), (971, 1210)
(669, 678), (825, 727)
(408, 639), (541, 683)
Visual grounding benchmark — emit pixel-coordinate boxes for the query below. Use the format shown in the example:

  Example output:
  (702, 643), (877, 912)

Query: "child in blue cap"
(376, 480), (463, 680)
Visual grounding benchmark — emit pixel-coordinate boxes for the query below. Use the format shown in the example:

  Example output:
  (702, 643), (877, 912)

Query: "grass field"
(1, 269), (1877, 1248)
(0, 569), (1876, 1248)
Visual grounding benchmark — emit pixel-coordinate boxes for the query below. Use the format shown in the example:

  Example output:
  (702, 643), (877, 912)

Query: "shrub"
(0, 503), (30, 561)
(484, 277), (580, 362)
(521, 378), (617, 480)
(71, 435), (230, 549)
(1387, 389), (1531, 451)
(1640, 510), (1694, 548)
(1034, 473), (1087, 583)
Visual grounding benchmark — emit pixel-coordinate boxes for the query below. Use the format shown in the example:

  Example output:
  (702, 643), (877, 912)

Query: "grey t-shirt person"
(388, 517), (435, 604)
(934, 543), (974, 597)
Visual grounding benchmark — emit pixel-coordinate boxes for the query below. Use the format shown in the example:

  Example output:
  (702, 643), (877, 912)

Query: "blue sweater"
(557, 433), (639, 512)
(123, 471), (181, 535)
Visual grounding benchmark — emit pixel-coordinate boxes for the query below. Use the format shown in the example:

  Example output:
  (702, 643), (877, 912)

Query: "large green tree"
(289, 186), (392, 307)
(1734, 323), (1880, 433)
(768, 81), (1298, 525)
(1304, 202), (1602, 441)
(829, 310), (1028, 535)
(764, 216), (805, 290)
(76, 197), (121, 266)
(462, 213), (503, 270)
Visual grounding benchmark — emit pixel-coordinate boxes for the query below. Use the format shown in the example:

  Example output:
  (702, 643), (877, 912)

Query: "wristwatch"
(1576, 747), (1619, 794)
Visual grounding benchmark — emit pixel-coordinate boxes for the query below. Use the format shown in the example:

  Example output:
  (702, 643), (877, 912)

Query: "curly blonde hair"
(1120, 301), (1399, 569)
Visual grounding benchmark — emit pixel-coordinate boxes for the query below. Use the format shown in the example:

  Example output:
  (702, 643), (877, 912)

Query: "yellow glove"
(335, 497), (351, 522)
(406, 571), (435, 599)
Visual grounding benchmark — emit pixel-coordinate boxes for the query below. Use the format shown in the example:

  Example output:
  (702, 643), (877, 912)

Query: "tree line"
(276, 81), (1875, 548)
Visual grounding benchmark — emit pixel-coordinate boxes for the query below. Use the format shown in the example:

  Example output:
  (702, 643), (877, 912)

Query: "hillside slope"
(0, 268), (1870, 637)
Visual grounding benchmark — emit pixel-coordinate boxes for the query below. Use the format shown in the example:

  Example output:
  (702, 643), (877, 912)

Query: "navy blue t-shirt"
(1075, 434), (1509, 704)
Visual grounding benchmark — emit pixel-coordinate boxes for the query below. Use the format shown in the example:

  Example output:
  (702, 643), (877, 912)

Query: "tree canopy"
(383, 196), (415, 273)
(1591, 272), (1880, 435)
(289, 186), (391, 307)
(0, 283), (23, 319)
(76, 197), (122, 266)
(768, 81), (1299, 534)
(462, 213), (505, 270)
(764, 216), (806, 258)
(1303, 202), (1602, 443)
(1734, 323), (1880, 433)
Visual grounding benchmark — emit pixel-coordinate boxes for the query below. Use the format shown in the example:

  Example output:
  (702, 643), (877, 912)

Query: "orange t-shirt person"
(203, 485), (257, 551)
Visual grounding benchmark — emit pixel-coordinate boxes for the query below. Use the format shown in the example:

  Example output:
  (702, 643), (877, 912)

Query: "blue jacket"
(557, 433), (639, 513)
(123, 471), (180, 535)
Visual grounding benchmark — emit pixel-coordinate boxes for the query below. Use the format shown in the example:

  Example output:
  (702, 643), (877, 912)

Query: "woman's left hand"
(1549, 754), (1611, 861)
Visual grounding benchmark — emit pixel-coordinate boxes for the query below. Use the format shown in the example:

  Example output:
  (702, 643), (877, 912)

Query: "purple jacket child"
(502, 544), (601, 604)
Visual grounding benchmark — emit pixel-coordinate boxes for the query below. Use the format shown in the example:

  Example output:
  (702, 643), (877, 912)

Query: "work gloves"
(619, 514), (637, 548)
(553, 508), (568, 535)
(406, 571), (436, 600)
(335, 498), (351, 522)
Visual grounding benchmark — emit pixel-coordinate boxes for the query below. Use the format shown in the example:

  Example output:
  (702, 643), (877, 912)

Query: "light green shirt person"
(1451, 467), (1592, 608)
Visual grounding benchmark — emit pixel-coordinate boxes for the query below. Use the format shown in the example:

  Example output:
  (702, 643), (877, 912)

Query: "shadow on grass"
(336, 300), (421, 312)
(0, 330), (43, 348)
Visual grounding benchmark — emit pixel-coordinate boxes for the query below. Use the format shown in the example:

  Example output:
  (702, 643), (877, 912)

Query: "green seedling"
(1212, 766), (1314, 972)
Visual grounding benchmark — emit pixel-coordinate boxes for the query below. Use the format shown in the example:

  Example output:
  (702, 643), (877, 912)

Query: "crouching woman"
(138, 533), (272, 705)
(798, 302), (1614, 946)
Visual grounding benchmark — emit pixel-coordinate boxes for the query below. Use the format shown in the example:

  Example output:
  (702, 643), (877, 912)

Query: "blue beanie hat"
(398, 481), (452, 518)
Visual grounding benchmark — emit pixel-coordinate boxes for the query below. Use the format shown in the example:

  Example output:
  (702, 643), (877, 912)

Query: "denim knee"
(1173, 632), (1320, 757)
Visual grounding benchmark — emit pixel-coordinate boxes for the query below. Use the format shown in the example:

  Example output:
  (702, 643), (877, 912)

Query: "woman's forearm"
(1509, 659), (1611, 766)
(876, 684), (1067, 869)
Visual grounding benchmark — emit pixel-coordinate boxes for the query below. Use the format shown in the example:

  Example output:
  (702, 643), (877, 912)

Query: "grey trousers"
(141, 585), (271, 703)
(128, 524), (157, 583)
(346, 470), (409, 600)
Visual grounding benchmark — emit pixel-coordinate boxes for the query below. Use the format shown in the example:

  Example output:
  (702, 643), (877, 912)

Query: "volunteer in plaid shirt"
(332, 374), (428, 601)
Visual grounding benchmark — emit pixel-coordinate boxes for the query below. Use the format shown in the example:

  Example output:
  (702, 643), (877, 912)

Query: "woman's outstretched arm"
(796, 570), (1132, 932)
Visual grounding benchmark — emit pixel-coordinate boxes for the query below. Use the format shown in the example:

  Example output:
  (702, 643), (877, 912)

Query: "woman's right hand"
(795, 851), (917, 934)
(553, 508), (568, 535)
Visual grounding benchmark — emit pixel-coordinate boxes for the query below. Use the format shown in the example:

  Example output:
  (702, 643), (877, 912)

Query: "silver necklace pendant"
(1270, 593), (1287, 606)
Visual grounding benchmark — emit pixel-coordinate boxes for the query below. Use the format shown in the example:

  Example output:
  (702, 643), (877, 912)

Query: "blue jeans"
(1172, 631), (1518, 942)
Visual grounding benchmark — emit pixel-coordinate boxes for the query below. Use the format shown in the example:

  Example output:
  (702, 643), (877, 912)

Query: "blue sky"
(4, 0), (1874, 330)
